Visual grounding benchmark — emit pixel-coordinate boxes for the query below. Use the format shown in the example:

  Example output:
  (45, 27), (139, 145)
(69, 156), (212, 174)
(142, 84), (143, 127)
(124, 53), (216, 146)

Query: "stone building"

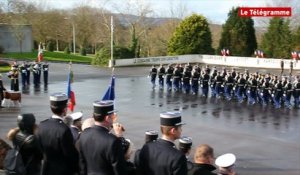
(0, 24), (33, 53)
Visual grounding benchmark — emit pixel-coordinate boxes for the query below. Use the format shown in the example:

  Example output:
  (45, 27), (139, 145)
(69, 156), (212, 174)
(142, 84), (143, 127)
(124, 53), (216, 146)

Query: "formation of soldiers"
(149, 64), (300, 109)
(7, 61), (49, 91)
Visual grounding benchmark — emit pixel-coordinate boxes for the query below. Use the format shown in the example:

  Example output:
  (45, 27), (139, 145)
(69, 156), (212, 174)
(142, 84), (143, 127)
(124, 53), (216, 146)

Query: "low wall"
(115, 55), (300, 70)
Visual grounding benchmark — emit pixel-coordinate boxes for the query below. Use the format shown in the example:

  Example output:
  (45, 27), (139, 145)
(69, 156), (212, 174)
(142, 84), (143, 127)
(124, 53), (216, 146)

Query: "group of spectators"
(149, 64), (300, 109)
(4, 92), (237, 175)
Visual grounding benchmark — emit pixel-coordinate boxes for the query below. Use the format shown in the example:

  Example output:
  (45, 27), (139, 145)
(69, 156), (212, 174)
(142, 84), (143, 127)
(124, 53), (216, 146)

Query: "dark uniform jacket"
(9, 131), (43, 175)
(78, 125), (127, 175)
(188, 163), (217, 175)
(37, 118), (79, 175)
(139, 139), (187, 175)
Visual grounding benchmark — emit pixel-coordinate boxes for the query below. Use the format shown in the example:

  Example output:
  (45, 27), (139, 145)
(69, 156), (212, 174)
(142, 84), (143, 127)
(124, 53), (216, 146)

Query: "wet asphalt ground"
(0, 63), (299, 175)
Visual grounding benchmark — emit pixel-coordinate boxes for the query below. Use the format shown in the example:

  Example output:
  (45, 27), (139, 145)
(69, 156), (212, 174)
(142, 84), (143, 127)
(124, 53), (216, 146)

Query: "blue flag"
(102, 76), (115, 101)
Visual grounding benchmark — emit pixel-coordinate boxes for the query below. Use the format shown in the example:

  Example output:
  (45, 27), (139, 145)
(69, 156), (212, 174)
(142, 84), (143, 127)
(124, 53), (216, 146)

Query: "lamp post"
(72, 22), (76, 54)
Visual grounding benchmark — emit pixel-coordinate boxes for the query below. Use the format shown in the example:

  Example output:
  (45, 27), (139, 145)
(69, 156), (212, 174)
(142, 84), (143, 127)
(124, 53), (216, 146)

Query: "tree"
(294, 26), (300, 50)
(218, 7), (257, 56)
(167, 14), (214, 55)
(261, 18), (293, 58)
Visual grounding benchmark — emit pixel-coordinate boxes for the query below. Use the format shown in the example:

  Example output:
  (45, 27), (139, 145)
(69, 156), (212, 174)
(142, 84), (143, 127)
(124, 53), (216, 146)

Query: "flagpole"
(110, 16), (114, 68)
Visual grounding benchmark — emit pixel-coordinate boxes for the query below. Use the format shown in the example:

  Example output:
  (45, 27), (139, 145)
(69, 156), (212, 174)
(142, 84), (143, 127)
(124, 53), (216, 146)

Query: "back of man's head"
(194, 144), (214, 164)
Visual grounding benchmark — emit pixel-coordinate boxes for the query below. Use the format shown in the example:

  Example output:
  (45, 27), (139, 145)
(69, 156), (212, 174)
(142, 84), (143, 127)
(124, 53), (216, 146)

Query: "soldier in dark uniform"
(210, 69), (217, 97)
(280, 59), (284, 75)
(261, 78), (272, 106)
(166, 64), (174, 91)
(138, 111), (187, 175)
(293, 77), (300, 108)
(191, 67), (200, 95)
(205, 65), (211, 75)
(224, 72), (234, 101)
(8, 65), (19, 91)
(248, 74), (258, 105)
(284, 79), (293, 108)
(0, 74), (6, 107)
(178, 64), (184, 90)
(37, 62), (42, 84)
(158, 64), (166, 89)
(201, 70), (210, 98)
(149, 65), (157, 89)
(70, 112), (83, 143)
(188, 144), (217, 175)
(273, 80), (283, 108)
(25, 61), (31, 85)
(178, 137), (193, 171)
(182, 67), (192, 94)
(32, 62), (39, 86)
(173, 66), (181, 92)
(215, 71), (223, 98)
(289, 61), (293, 76)
(19, 62), (27, 87)
(78, 100), (127, 175)
(237, 73), (246, 103)
(37, 92), (79, 175)
(134, 130), (158, 173)
(43, 62), (49, 86)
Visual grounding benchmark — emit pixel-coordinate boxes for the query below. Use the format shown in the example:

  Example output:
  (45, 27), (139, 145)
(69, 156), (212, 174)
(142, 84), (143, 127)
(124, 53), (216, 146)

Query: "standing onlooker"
(78, 100), (127, 175)
(289, 60), (293, 76)
(6, 113), (43, 175)
(188, 144), (217, 175)
(134, 130), (158, 170)
(70, 111), (83, 142)
(0, 74), (6, 108)
(280, 59), (284, 75)
(81, 117), (95, 131)
(37, 92), (79, 175)
(215, 153), (236, 175)
(138, 111), (187, 175)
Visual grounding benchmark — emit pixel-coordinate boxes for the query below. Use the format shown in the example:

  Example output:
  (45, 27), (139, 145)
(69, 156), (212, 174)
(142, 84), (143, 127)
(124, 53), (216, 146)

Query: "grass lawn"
(0, 66), (11, 73)
(1, 51), (93, 64)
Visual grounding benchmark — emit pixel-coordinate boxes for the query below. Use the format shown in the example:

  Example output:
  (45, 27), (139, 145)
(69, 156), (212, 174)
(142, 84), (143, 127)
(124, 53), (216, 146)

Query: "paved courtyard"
(0, 62), (299, 175)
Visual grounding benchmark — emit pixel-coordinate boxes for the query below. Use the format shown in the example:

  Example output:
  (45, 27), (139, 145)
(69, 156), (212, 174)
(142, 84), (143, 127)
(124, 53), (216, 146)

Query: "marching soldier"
(261, 78), (271, 106)
(224, 72), (234, 101)
(191, 67), (200, 95)
(237, 73), (246, 103)
(173, 66), (181, 92)
(283, 79), (293, 108)
(138, 111), (187, 175)
(273, 80), (283, 108)
(149, 65), (157, 89)
(248, 74), (258, 105)
(209, 69), (217, 97)
(158, 64), (166, 89)
(165, 64), (174, 91)
(201, 70), (210, 98)
(215, 71), (223, 98)
(293, 77), (300, 108)
(43, 62), (49, 86)
(182, 67), (192, 94)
